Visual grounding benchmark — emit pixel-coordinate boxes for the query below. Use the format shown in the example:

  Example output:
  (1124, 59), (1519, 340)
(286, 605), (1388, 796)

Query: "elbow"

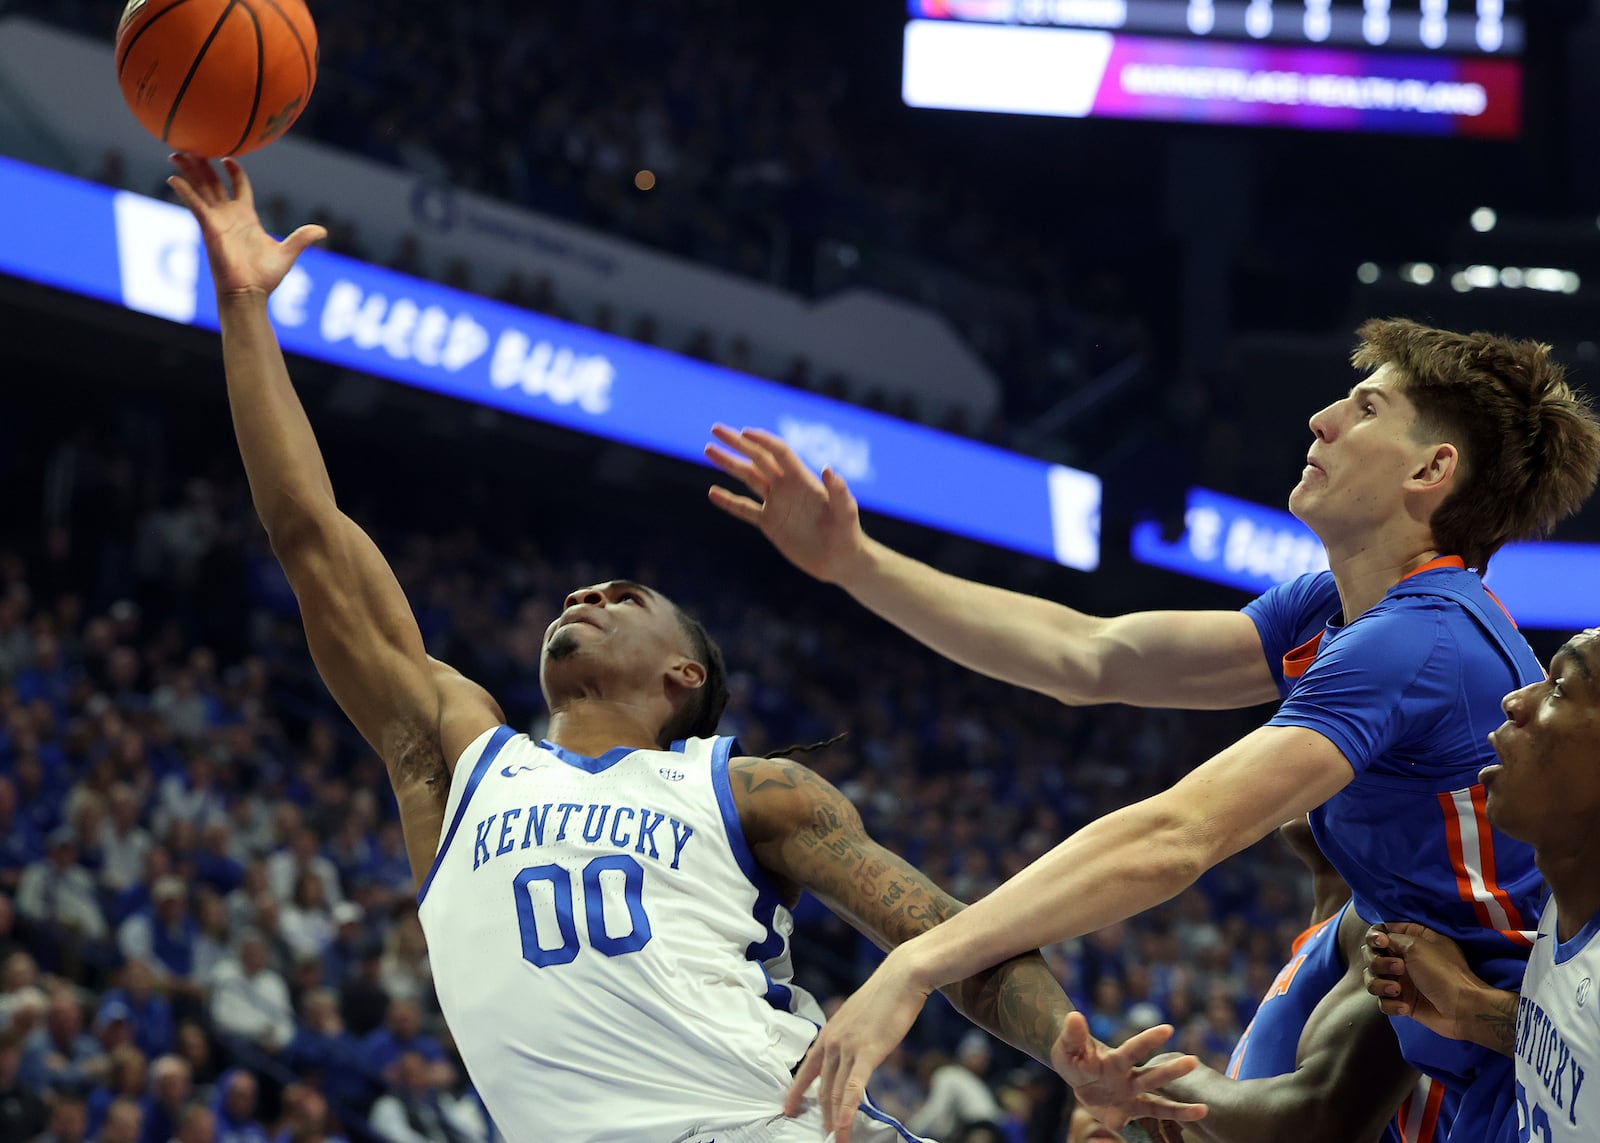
(263, 504), (342, 564)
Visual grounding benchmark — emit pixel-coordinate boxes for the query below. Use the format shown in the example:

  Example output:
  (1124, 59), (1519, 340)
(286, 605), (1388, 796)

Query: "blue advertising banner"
(0, 155), (1101, 571)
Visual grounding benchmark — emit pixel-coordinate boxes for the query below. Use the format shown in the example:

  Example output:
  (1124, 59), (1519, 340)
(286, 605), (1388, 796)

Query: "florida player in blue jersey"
(1152, 817), (1455, 1143)
(1363, 628), (1600, 1142)
(707, 321), (1600, 1142)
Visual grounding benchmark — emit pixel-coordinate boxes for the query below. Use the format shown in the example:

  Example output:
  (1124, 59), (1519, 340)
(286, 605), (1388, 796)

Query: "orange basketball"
(115, 0), (317, 158)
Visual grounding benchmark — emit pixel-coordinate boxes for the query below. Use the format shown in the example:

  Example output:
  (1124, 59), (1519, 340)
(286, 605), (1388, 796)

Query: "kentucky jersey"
(1246, 560), (1544, 1142)
(416, 729), (825, 1143)
(1514, 902), (1600, 1142)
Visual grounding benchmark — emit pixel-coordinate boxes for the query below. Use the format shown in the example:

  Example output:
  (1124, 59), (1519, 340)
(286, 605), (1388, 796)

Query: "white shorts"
(674, 1100), (933, 1143)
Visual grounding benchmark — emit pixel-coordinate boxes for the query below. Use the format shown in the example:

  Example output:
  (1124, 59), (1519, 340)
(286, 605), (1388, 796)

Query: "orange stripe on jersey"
(1400, 555), (1467, 581)
(1226, 1028), (1249, 1080)
(1467, 784), (1530, 935)
(1415, 1075), (1446, 1142)
(1438, 786), (1533, 946)
(1288, 912), (1338, 957)
(1282, 631), (1324, 680)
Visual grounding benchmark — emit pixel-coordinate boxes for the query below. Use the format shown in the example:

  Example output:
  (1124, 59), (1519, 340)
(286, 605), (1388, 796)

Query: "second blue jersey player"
(708, 320), (1600, 1143)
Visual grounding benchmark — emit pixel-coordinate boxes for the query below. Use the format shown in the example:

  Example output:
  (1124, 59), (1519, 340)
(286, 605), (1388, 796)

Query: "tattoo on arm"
(1474, 990), (1519, 1056)
(732, 755), (1074, 1065)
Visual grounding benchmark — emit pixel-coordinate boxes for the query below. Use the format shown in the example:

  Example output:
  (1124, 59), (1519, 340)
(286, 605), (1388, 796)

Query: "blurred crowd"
(25, 0), (1153, 450)
(0, 391), (1315, 1143)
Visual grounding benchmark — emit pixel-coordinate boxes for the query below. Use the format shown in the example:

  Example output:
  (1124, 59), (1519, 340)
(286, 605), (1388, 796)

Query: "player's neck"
(1325, 539), (1443, 625)
(545, 703), (668, 758)
(1536, 844), (1600, 944)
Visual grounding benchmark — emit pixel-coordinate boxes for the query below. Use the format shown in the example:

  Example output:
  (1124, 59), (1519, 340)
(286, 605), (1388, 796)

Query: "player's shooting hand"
(167, 153), (325, 301)
(705, 426), (870, 586)
(783, 951), (930, 1143)
(1363, 922), (1475, 1039)
(1052, 1014), (1207, 1131)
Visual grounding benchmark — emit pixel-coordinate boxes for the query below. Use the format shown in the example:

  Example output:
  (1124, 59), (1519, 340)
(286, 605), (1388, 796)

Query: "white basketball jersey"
(1514, 901), (1600, 1142)
(416, 728), (826, 1143)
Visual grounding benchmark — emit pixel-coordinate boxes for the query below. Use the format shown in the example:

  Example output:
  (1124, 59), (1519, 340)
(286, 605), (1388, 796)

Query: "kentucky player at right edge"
(707, 321), (1600, 1143)
(1364, 629), (1600, 1143)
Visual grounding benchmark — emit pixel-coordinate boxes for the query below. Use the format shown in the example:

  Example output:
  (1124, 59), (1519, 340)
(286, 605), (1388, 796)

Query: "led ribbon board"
(1133, 486), (1600, 629)
(0, 155), (1101, 570)
(903, 1), (1522, 138)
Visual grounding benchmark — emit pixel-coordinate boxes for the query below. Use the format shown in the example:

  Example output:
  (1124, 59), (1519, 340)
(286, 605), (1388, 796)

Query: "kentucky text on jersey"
(470, 801), (695, 872)
(1516, 995), (1588, 1128)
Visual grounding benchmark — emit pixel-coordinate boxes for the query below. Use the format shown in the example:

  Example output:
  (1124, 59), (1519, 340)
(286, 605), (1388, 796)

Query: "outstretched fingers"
(706, 485), (764, 525)
(220, 157), (255, 208)
(704, 441), (768, 495)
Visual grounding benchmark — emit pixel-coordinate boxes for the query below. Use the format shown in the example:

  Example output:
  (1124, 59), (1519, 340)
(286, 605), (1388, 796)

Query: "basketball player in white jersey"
(165, 154), (1207, 1143)
(1362, 628), (1600, 1142)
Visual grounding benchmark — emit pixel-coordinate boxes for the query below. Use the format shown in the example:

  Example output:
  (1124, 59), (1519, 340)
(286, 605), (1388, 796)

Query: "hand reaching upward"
(167, 153), (325, 300)
(705, 425), (871, 586)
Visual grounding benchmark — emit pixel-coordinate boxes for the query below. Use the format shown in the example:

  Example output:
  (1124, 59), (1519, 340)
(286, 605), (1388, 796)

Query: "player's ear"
(668, 658), (706, 693)
(1408, 442), (1458, 492)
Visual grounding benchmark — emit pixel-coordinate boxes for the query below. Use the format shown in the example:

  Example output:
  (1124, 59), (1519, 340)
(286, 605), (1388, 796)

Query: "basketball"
(114, 0), (317, 158)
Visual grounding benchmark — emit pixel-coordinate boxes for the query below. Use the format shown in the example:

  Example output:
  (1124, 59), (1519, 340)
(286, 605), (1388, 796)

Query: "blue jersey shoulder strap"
(1386, 571), (1538, 679)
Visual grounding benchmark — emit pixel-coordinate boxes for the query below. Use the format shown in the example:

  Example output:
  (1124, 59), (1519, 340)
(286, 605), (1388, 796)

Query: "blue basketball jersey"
(1246, 561), (1544, 1141)
(1229, 902), (1456, 1143)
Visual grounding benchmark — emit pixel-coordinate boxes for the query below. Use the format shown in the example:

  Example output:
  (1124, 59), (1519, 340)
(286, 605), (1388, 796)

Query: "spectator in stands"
(95, 1097), (145, 1143)
(279, 875), (333, 964)
(267, 832), (340, 910)
(36, 1095), (90, 1143)
(88, 1047), (147, 1134)
(211, 1070), (267, 1143)
(17, 829), (108, 956)
(0, 895), (22, 968)
(117, 878), (198, 985)
(0, 1032), (48, 1142)
(319, 904), (366, 988)
(908, 1031), (1004, 1140)
(151, 756), (226, 840)
(20, 991), (106, 1094)
(273, 1084), (347, 1143)
(175, 1024), (219, 1096)
(367, 1052), (483, 1143)
(90, 1002), (137, 1058)
(101, 960), (175, 1060)
(98, 785), (153, 895)
(191, 826), (245, 898)
(175, 1104), (217, 1143)
(361, 1000), (442, 1088)
(375, 917), (429, 1010)
(0, 778), (42, 892)
(141, 1055), (193, 1143)
(283, 990), (369, 1117)
(190, 892), (233, 988)
(338, 946), (388, 1039)
(207, 932), (293, 1053)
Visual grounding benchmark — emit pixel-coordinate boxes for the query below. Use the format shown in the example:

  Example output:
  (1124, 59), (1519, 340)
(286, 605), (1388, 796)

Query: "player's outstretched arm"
(784, 724), (1353, 1135)
(728, 755), (1205, 1143)
(1364, 922), (1519, 1056)
(705, 426), (1276, 710)
(1157, 962), (1417, 1143)
(168, 155), (501, 881)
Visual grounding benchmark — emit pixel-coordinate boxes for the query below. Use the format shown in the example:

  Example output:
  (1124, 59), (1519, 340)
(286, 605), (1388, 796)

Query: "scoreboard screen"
(903, 1), (1524, 137)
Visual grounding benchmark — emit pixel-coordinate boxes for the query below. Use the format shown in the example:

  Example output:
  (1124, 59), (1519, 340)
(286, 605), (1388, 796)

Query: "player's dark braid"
(762, 731), (849, 761)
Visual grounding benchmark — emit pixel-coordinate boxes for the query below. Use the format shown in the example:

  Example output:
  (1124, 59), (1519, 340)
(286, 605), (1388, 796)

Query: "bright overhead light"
(1466, 264), (1499, 289)
(1356, 262), (1380, 284)
(1499, 267), (1523, 288)
(1451, 272), (1472, 293)
(1400, 262), (1436, 285)
(1563, 272), (1582, 294)
(1470, 207), (1497, 233)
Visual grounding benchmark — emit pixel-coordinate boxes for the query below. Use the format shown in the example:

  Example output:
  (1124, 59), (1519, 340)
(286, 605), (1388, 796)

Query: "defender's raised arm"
(168, 155), (499, 882)
(706, 426), (1277, 710)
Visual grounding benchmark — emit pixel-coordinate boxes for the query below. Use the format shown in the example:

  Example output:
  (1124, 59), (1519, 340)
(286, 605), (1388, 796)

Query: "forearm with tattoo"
(1465, 987), (1519, 1056)
(730, 755), (1075, 1066)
